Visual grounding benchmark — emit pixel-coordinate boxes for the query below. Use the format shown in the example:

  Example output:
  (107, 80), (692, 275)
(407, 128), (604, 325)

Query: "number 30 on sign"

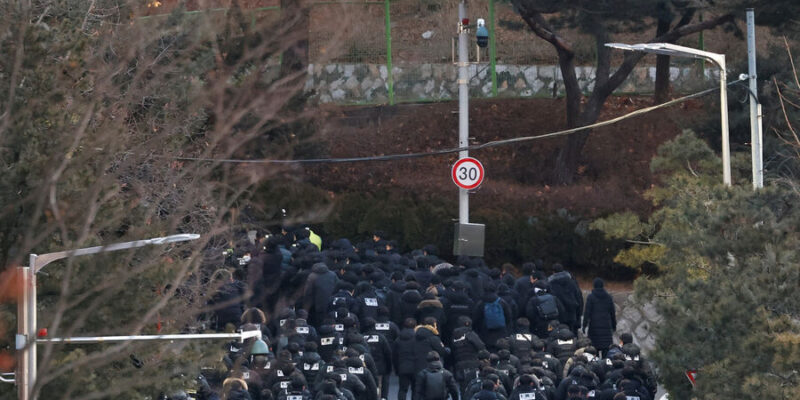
(451, 157), (485, 190)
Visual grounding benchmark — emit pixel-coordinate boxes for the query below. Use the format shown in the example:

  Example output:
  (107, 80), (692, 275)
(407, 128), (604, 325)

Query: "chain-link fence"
(305, 0), (588, 104)
(140, 0), (716, 105)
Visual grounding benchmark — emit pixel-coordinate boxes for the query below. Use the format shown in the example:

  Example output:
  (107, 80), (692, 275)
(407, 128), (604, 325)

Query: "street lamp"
(606, 42), (732, 186)
(16, 233), (200, 400)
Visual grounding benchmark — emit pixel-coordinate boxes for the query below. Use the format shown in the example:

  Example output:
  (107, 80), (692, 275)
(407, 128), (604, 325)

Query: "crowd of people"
(181, 228), (657, 400)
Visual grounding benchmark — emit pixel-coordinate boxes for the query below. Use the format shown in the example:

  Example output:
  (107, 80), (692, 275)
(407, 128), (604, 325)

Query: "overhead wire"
(173, 79), (744, 165)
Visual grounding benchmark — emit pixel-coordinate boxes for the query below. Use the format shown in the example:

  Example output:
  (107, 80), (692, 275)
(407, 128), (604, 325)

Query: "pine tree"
(595, 130), (800, 399)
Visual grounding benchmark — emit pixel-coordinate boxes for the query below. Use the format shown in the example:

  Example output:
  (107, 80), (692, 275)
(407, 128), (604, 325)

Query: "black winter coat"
(473, 293), (513, 349)
(385, 281), (407, 325)
(304, 264), (338, 325)
(416, 299), (447, 330)
(548, 271), (584, 328)
(393, 328), (417, 375)
(583, 288), (616, 351)
(450, 327), (486, 370)
(413, 361), (460, 400)
(397, 290), (423, 324)
(364, 330), (393, 375)
(412, 325), (449, 371)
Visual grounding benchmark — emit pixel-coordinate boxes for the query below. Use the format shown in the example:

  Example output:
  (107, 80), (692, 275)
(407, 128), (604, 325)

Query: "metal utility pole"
(458, 0), (469, 224)
(606, 42), (731, 186)
(747, 9), (764, 189)
(16, 234), (199, 400)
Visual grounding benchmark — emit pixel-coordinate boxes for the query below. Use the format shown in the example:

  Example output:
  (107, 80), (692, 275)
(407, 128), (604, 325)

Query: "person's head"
(458, 316), (472, 328)
(403, 318), (417, 329)
(593, 278), (604, 289)
(620, 332), (633, 345)
(567, 384), (582, 398)
(423, 317), (437, 328)
(552, 263), (564, 273)
(345, 356), (363, 369)
(427, 350), (440, 362)
(336, 281), (355, 294)
(290, 375), (305, 391)
(241, 308), (267, 325)
(519, 374), (533, 387)
(482, 380), (495, 391)
(304, 341), (318, 353)
(222, 377), (248, 393)
(212, 268), (233, 283)
(521, 262), (535, 276)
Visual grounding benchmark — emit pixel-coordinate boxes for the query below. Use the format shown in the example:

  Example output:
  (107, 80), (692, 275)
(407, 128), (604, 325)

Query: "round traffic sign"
(451, 157), (485, 190)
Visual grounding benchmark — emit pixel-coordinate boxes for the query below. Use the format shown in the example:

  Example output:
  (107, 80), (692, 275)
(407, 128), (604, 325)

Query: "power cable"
(173, 79), (743, 165)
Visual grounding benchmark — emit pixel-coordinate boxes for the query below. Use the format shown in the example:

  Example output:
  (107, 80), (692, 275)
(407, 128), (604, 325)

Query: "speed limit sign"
(452, 157), (485, 190)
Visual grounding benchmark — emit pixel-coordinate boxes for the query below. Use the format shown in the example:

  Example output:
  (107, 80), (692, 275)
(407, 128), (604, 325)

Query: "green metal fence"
(139, 0), (674, 105)
(305, 0), (569, 105)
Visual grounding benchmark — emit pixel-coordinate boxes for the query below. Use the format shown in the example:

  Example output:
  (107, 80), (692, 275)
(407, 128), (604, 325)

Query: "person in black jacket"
(413, 352), (460, 400)
(398, 282), (423, 325)
(416, 293), (447, 332)
(303, 263), (339, 326)
(362, 318), (393, 400)
(582, 278), (617, 356)
(450, 316), (486, 389)
(473, 285), (513, 352)
(394, 318), (418, 400)
(375, 307), (400, 343)
(413, 317), (450, 372)
(548, 264), (584, 334)
(443, 281), (476, 343)
(209, 269), (246, 332)
(525, 281), (565, 339)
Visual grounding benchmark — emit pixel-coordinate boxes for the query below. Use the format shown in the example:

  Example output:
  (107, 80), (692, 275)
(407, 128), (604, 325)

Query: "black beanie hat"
(593, 278), (604, 288)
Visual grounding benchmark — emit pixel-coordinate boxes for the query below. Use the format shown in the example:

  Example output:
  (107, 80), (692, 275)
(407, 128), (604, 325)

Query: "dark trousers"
(378, 374), (390, 400)
(398, 373), (415, 400)
(456, 367), (478, 395)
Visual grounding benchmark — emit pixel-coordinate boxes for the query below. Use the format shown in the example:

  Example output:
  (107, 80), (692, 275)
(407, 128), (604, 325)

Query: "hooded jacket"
(363, 329), (393, 376)
(398, 289), (423, 324)
(413, 361), (460, 400)
(548, 271), (584, 329)
(583, 287), (616, 352)
(393, 328), (417, 375)
(473, 293), (513, 349)
(416, 298), (447, 330)
(444, 290), (475, 339)
(412, 325), (449, 371)
(451, 326), (486, 370)
(304, 264), (338, 324)
(386, 281), (407, 325)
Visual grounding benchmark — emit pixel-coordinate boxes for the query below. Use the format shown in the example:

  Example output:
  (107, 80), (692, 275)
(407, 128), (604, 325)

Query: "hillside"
(308, 96), (706, 217)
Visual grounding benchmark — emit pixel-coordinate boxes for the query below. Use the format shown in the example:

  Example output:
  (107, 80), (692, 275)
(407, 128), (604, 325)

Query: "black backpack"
(424, 369), (448, 400)
(535, 294), (559, 320)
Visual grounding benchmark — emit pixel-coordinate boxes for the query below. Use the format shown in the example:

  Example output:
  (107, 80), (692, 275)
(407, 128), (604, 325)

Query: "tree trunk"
(279, 0), (309, 79)
(653, 15), (672, 104)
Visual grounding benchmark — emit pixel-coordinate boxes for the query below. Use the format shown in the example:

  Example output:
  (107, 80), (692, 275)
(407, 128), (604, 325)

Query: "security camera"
(476, 18), (489, 48)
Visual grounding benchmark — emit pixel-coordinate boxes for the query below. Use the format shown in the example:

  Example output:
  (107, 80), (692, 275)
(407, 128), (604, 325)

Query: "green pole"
(489, 0), (497, 97)
(384, 0), (394, 105)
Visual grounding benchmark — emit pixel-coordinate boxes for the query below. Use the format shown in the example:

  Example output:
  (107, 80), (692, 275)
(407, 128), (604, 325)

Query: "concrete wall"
(305, 63), (719, 104)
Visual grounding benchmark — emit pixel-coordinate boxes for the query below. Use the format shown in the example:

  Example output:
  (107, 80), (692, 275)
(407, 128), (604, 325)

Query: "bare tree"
(510, 0), (734, 184)
(0, 0), (324, 398)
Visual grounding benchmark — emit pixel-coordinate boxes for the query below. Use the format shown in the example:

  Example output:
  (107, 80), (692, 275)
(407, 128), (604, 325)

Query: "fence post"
(384, 0), (394, 105)
(489, 0), (497, 97)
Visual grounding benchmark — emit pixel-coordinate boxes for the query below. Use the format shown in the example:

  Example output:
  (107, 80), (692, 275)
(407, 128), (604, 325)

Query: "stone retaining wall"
(305, 63), (720, 104)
